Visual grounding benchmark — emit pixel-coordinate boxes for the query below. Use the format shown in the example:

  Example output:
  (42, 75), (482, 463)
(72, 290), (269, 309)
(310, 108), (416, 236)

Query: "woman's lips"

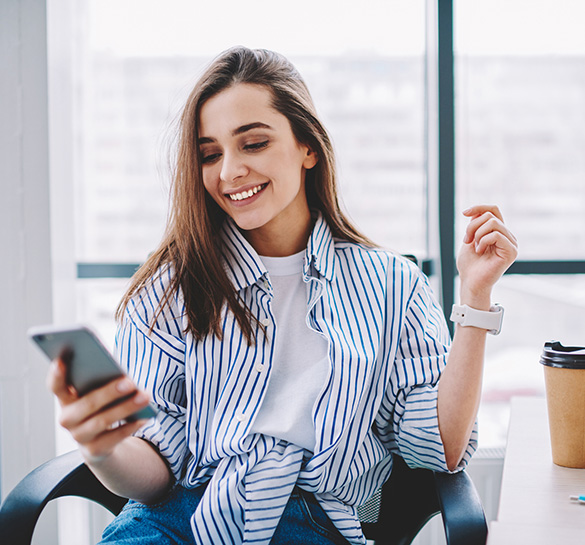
(226, 182), (268, 202)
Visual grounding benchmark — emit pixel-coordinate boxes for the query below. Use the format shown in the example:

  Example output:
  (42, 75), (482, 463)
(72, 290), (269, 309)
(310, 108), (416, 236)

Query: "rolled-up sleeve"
(114, 295), (189, 481)
(378, 262), (477, 473)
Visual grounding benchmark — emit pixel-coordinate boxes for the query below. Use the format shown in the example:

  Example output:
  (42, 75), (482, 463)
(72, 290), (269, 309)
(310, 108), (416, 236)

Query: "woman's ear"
(303, 149), (319, 170)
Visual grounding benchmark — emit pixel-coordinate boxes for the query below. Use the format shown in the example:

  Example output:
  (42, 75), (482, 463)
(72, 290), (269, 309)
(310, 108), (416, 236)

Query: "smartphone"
(29, 324), (156, 421)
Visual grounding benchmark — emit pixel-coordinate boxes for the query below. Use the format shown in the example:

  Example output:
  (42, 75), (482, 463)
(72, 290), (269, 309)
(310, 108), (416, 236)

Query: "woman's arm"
(437, 204), (518, 470)
(48, 358), (173, 503)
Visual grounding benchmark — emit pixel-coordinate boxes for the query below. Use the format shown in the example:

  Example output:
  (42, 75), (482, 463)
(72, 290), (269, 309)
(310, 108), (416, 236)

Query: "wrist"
(459, 285), (492, 311)
(80, 446), (111, 465)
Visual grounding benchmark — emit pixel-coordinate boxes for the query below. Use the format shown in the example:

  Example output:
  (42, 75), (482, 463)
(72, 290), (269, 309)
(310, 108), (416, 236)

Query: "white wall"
(0, 0), (58, 541)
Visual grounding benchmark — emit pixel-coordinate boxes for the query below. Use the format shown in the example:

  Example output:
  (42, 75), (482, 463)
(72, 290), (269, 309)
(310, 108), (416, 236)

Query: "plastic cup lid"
(540, 341), (585, 369)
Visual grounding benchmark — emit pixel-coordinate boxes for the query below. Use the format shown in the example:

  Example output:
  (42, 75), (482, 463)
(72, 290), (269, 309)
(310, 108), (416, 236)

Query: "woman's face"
(198, 83), (317, 256)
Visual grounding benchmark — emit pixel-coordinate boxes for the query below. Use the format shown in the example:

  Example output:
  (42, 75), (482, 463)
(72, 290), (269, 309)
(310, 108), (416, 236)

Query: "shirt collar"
(220, 219), (267, 292)
(219, 213), (337, 292)
(304, 213), (337, 283)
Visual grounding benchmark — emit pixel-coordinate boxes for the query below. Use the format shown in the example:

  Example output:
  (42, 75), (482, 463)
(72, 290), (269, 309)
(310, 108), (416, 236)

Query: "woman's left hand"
(457, 204), (518, 302)
(439, 205), (517, 469)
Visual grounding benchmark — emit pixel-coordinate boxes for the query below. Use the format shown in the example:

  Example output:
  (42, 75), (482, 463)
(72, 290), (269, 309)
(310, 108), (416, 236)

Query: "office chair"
(0, 449), (487, 545)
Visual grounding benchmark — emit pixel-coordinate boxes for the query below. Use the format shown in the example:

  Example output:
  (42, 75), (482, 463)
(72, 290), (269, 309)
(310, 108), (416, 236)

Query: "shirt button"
(255, 363), (265, 373)
(235, 412), (246, 422)
(263, 280), (270, 290)
(261, 318), (270, 327)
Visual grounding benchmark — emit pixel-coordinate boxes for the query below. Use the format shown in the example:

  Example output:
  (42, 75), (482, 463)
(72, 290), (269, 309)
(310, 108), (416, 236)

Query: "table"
(487, 397), (585, 544)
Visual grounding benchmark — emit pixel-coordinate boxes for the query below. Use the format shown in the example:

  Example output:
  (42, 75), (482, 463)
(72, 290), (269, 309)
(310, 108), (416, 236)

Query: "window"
(455, 0), (585, 447)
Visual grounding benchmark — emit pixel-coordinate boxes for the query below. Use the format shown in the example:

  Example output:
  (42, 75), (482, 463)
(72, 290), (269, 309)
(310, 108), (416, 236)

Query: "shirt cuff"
(133, 410), (188, 481)
(397, 385), (478, 473)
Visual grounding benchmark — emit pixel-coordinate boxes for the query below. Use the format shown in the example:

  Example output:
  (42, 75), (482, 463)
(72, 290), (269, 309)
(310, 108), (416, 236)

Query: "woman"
(49, 47), (518, 545)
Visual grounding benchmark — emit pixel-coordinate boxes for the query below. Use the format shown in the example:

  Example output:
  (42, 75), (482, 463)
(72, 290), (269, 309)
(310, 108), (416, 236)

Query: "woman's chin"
(229, 211), (270, 233)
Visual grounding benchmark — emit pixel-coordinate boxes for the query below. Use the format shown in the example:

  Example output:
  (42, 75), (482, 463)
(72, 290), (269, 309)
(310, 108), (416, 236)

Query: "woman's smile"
(226, 182), (269, 202)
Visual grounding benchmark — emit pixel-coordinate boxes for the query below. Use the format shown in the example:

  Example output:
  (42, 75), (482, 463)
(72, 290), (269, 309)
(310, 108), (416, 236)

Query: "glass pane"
(455, 0), (585, 448)
(76, 0), (428, 265)
(455, 0), (585, 260)
(75, 278), (131, 350)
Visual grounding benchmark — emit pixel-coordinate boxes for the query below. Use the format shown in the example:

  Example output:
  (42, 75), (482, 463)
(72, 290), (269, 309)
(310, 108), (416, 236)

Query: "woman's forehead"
(198, 84), (286, 138)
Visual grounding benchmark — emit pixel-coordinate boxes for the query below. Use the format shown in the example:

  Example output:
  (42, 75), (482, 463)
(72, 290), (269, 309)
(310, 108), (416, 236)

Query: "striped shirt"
(115, 213), (478, 545)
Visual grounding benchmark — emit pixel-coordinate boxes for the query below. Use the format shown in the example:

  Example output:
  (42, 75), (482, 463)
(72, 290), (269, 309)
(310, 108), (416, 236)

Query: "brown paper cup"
(541, 341), (585, 468)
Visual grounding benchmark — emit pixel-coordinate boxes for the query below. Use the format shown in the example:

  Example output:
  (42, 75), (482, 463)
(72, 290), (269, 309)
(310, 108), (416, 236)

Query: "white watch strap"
(450, 303), (504, 335)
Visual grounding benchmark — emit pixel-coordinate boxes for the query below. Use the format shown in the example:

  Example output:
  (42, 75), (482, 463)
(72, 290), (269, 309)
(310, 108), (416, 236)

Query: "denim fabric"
(98, 484), (204, 545)
(98, 485), (349, 545)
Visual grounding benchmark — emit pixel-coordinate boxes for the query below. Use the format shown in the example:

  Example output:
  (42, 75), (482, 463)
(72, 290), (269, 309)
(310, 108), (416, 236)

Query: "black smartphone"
(29, 324), (156, 421)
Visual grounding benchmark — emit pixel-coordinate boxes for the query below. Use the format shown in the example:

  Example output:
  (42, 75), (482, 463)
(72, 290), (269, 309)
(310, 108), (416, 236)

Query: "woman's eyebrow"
(232, 122), (274, 136)
(198, 122), (274, 145)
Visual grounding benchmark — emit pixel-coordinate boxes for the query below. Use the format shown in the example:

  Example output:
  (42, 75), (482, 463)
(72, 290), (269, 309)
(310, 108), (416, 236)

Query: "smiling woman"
(46, 46), (517, 545)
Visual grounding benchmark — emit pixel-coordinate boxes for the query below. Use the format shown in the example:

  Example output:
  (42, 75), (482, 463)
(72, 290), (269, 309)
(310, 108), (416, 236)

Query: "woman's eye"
(244, 141), (268, 152)
(201, 152), (221, 164)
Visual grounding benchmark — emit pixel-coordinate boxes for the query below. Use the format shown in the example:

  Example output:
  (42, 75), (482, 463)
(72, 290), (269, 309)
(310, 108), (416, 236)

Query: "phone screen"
(29, 324), (156, 420)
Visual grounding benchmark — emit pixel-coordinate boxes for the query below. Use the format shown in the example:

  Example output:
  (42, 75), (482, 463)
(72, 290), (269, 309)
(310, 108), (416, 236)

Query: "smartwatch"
(450, 303), (504, 335)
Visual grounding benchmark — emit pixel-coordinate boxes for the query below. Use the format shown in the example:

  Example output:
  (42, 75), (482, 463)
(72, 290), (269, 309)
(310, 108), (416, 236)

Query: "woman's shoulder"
(333, 238), (422, 273)
(123, 263), (185, 332)
(130, 262), (177, 298)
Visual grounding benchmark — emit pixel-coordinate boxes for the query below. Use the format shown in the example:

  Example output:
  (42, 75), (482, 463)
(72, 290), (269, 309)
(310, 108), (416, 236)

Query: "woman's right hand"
(47, 358), (152, 463)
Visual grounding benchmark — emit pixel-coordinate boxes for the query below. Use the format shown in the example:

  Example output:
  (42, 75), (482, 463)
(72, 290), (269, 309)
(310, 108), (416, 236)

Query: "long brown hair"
(117, 46), (373, 343)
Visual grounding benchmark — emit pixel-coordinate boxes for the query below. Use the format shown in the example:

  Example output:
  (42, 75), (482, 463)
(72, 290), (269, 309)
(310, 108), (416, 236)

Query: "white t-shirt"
(250, 250), (329, 452)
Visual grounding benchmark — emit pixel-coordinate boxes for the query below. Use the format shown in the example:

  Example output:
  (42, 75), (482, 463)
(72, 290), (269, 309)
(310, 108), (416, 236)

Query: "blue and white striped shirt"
(115, 214), (477, 545)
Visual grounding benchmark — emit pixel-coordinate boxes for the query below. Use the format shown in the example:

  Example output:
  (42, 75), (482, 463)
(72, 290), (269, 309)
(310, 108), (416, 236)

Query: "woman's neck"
(244, 209), (312, 257)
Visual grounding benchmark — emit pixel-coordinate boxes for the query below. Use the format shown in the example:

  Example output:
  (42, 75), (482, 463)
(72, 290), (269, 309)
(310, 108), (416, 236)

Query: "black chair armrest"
(359, 455), (487, 545)
(0, 450), (126, 545)
(434, 469), (488, 545)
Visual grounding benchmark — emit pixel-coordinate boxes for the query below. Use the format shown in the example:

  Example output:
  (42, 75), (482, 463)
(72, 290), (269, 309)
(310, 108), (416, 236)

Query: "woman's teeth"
(228, 184), (265, 201)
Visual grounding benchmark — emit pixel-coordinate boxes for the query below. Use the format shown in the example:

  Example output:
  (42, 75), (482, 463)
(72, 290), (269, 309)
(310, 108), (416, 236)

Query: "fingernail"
(117, 379), (134, 393)
(134, 392), (149, 404)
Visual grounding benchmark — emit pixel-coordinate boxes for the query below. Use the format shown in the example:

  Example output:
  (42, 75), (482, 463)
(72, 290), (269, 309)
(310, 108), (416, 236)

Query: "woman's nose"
(220, 151), (249, 183)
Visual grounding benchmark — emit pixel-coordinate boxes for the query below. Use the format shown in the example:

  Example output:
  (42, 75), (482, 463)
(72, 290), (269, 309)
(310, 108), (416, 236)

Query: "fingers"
(79, 419), (148, 463)
(462, 204), (504, 222)
(473, 230), (518, 263)
(47, 358), (78, 406)
(52, 371), (152, 463)
(462, 206), (518, 250)
(58, 377), (149, 432)
(59, 383), (151, 463)
(47, 356), (153, 463)
(63, 390), (150, 445)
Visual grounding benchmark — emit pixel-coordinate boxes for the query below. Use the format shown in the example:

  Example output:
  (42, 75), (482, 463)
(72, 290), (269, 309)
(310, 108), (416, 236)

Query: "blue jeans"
(98, 484), (349, 544)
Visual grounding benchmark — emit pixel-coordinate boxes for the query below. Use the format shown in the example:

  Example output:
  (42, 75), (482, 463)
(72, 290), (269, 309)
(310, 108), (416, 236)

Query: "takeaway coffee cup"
(540, 341), (585, 468)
